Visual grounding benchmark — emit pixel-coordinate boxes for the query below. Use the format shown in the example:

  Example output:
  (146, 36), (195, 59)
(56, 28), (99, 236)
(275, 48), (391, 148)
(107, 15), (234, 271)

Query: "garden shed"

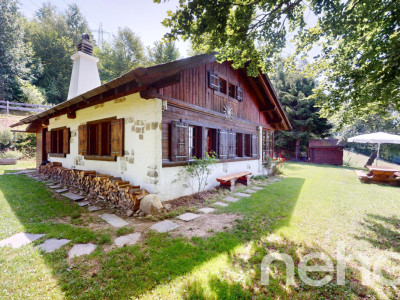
(308, 139), (344, 166)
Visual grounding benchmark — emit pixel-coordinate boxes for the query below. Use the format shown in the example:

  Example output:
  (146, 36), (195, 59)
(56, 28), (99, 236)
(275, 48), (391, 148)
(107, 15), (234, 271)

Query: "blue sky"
(19, 0), (191, 56)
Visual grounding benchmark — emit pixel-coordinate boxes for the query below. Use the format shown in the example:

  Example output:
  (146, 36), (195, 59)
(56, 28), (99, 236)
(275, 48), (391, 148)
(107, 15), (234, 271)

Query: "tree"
(96, 27), (146, 83)
(272, 59), (332, 159)
(25, 3), (91, 104)
(157, 0), (400, 125)
(0, 0), (35, 101)
(148, 41), (180, 65)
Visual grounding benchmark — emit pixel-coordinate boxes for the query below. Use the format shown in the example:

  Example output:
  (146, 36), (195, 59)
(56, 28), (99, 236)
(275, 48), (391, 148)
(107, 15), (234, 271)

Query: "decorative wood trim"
(67, 111), (76, 119)
(84, 155), (116, 161)
(49, 153), (66, 158)
(86, 116), (116, 125)
(51, 126), (66, 131)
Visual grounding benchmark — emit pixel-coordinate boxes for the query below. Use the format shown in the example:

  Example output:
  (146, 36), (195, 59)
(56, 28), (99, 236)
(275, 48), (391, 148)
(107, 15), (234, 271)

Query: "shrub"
(0, 128), (36, 158)
(263, 153), (286, 176)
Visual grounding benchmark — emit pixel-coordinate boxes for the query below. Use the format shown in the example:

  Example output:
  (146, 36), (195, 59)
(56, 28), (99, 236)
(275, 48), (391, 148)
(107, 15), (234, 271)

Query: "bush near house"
(0, 128), (36, 159)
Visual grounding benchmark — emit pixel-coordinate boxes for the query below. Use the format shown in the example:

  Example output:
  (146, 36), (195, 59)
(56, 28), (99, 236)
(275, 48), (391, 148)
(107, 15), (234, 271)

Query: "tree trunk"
(295, 139), (300, 160)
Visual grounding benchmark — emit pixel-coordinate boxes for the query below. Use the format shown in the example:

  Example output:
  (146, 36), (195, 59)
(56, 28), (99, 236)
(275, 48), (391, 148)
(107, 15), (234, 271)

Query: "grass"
(343, 150), (400, 169)
(0, 162), (399, 299)
(0, 159), (36, 175)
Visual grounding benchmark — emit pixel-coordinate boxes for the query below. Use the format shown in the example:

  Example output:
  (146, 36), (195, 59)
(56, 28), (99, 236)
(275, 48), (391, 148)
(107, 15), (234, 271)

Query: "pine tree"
(272, 59), (332, 159)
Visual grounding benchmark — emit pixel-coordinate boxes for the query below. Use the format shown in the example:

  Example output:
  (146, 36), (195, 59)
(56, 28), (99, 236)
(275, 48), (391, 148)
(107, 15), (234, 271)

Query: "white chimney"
(67, 33), (101, 100)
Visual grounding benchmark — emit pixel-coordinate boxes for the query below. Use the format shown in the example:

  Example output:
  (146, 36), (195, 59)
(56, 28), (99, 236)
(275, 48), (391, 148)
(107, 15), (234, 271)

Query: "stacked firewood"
(39, 163), (148, 211)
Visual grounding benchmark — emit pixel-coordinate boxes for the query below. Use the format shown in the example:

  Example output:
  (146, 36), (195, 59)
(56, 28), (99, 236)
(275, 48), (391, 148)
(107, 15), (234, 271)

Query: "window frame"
(48, 126), (69, 157)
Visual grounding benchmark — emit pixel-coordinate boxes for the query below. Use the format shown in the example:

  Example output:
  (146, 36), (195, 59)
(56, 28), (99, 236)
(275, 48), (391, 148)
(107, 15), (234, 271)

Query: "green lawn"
(0, 162), (399, 299)
(0, 159), (36, 175)
(344, 150), (400, 169)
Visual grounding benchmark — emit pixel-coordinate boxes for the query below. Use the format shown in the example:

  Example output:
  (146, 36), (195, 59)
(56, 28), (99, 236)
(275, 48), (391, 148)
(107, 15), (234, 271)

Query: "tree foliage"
(272, 59), (332, 159)
(158, 0), (400, 125)
(0, 0), (35, 101)
(96, 27), (146, 83)
(148, 41), (180, 65)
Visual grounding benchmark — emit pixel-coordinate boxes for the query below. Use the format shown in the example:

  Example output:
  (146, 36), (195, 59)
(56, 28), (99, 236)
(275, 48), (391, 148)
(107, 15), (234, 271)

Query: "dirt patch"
(170, 213), (242, 239)
(163, 189), (219, 209)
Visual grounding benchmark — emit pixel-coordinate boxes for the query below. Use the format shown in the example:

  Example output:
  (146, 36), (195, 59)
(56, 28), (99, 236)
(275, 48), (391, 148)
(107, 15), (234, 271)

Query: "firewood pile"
(39, 162), (148, 211)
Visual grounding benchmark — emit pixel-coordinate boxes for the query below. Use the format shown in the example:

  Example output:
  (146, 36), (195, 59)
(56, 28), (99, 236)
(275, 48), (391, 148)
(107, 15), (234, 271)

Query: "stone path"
(78, 201), (90, 207)
(68, 243), (97, 259)
(177, 213), (200, 221)
(198, 207), (215, 214)
(225, 196), (239, 202)
(99, 213), (129, 228)
(55, 188), (68, 193)
(244, 189), (257, 193)
(252, 186), (264, 190)
(62, 192), (84, 201)
(114, 233), (141, 247)
(88, 206), (102, 212)
(49, 184), (62, 189)
(234, 192), (251, 198)
(0, 233), (45, 249)
(151, 220), (179, 233)
(36, 239), (70, 253)
(213, 202), (228, 207)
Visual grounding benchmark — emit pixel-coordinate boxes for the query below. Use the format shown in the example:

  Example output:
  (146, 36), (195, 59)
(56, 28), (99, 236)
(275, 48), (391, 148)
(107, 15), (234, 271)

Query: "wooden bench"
(394, 172), (400, 178)
(216, 171), (252, 191)
(355, 170), (371, 182)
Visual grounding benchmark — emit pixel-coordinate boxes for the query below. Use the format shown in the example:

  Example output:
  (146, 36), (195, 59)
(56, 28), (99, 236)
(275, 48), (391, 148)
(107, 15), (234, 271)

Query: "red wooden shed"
(308, 139), (344, 166)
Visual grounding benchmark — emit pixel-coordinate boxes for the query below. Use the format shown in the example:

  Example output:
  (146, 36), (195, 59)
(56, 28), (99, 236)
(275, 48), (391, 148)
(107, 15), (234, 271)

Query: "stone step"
(68, 243), (97, 259)
(150, 220), (179, 233)
(36, 239), (70, 253)
(225, 196), (239, 202)
(0, 233), (45, 249)
(62, 192), (85, 201)
(198, 207), (215, 214)
(114, 233), (141, 247)
(176, 213), (200, 221)
(99, 213), (129, 228)
(213, 202), (228, 207)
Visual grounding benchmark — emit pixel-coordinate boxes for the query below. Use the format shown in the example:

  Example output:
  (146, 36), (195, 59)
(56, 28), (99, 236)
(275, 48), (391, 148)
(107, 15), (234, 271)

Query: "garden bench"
(216, 171), (252, 191)
(355, 170), (371, 182)
(394, 172), (400, 178)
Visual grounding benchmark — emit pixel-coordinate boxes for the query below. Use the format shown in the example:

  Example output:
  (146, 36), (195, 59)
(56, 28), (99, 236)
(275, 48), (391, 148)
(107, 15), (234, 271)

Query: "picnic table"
(356, 165), (400, 186)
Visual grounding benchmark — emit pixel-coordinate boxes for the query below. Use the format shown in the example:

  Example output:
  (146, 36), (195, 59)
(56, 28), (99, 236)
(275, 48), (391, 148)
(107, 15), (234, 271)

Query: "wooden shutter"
(228, 130), (236, 159)
(63, 128), (70, 154)
(236, 86), (244, 102)
(111, 118), (124, 157)
(251, 134), (259, 158)
(208, 71), (219, 90)
(218, 129), (229, 159)
(170, 121), (189, 161)
(46, 130), (51, 153)
(78, 125), (88, 155)
(236, 133), (243, 157)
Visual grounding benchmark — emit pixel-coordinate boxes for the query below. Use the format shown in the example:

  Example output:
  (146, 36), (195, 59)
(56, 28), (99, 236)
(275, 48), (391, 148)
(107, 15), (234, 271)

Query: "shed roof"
(309, 139), (345, 148)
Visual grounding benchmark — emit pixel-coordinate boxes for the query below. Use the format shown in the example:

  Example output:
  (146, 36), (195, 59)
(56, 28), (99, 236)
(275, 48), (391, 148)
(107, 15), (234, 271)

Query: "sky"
(19, 0), (318, 60)
(19, 0), (191, 56)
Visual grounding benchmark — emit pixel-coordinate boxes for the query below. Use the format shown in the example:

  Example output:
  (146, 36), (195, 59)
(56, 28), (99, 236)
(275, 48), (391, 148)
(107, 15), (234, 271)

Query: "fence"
(0, 100), (53, 114)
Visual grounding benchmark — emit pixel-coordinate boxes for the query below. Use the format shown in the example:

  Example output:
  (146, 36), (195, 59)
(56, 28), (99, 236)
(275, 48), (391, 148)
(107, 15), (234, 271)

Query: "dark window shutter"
(46, 130), (51, 153)
(78, 125), (88, 155)
(208, 71), (219, 90)
(252, 134), (259, 158)
(218, 129), (228, 159)
(111, 118), (124, 157)
(228, 130), (236, 159)
(236, 133), (243, 157)
(269, 131), (274, 158)
(63, 128), (70, 154)
(236, 86), (244, 102)
(170, 121), (189, 161)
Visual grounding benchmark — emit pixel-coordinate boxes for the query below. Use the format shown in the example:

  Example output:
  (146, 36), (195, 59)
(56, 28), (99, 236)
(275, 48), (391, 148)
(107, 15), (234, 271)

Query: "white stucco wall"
(48, 93), (163, 194)
(47, 94), (265, 201)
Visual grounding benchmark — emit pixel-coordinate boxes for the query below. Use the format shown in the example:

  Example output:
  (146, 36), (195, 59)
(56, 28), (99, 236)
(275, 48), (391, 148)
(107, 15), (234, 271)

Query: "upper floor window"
(208, 70), (244, 102)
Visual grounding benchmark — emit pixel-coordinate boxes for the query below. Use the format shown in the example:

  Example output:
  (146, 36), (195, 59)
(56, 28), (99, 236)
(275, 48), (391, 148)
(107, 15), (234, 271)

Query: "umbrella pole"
(376, 143), (380, 166)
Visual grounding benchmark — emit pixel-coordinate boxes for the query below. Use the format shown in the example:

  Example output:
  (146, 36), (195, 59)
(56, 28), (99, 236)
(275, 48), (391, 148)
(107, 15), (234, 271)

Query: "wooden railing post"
(6, 100), (9, 115)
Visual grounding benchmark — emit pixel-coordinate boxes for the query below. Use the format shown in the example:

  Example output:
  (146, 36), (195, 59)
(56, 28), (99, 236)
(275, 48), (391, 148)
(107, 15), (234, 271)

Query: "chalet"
(11, 35), (291, 201)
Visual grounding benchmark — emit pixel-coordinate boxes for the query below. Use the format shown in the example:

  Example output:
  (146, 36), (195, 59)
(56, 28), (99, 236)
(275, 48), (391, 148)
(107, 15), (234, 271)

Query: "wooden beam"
(261, 106), (276, 113)
(67, 111), (76, 119)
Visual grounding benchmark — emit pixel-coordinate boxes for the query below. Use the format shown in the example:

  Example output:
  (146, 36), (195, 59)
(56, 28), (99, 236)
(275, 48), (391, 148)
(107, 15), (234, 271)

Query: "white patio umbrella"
(347, 132), (400, 165)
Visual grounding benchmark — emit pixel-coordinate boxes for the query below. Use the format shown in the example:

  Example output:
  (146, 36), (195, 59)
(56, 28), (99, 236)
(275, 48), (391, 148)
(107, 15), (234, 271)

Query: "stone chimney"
(67, 33), (101, 100)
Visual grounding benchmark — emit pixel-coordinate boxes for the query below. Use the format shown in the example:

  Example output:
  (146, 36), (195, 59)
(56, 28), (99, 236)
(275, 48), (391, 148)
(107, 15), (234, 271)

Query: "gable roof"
(11, 53), (290, 131)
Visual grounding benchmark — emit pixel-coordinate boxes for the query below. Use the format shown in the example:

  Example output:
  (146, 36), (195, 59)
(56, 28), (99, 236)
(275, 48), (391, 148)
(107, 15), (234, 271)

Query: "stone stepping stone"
(177, 212), (200, 221)
(150, 220), (179, 233)
(198, 207), (215, 214)
(62, 192), (84, 201)
(252, 186), (264, 190)
(55, 188), (68, 193)
(245, 189), (257, 194)
(68, 243), (96, 259)
(114, 232), (141, 247)
(46, 182), (55, 186)
(49, 184), (62, 189)
(0, 233), (45, 249)
(234, 192), (251, 198)
(88, 206), (102, 212)
(99, 213), (129, 228)
(78, 201), (90, 207)
(213, 202), (228, 207)
(225, 196), (239, 202)
(36, 238), (70, 253)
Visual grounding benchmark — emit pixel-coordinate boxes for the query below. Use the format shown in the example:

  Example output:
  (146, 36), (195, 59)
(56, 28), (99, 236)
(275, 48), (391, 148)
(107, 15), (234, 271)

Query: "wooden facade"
(308, 139), (344, 166)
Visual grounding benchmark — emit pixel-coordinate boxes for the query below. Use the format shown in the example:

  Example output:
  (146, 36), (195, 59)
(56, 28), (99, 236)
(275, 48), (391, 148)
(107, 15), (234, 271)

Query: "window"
(170, 121), (202, 161)
(188, 125), (201, 158)
(218, 78), (227, 94)
(78, 117), (124, 160)
(228, 83), (236, 98)
(236, 133), (258, 158)
(206, 128), (217, 155)
(262, 131), (274, 161)
(236, 86), (244, 102)
(46, 127), (70, 156)
(244, 134), (251, 157)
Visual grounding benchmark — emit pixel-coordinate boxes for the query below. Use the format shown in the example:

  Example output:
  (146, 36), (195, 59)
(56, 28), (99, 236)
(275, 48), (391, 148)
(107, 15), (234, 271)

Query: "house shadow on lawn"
(0, 174), (378, 298)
